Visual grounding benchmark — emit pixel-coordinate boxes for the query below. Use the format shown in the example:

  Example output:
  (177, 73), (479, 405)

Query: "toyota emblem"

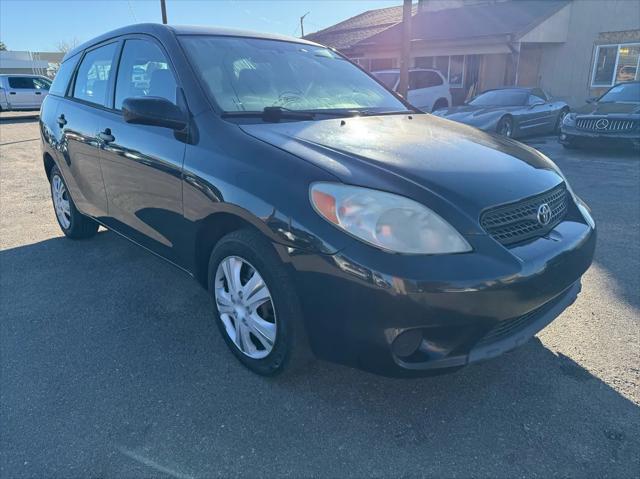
(537, 203), (552, 226)
(595, 118), (609, 130)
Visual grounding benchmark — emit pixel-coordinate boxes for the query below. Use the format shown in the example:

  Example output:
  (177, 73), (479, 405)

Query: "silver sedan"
(433, 87), (569, 138)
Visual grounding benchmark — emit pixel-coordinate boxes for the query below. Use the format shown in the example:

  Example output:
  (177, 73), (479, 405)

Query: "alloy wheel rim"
(214, 256), (277, 359)
(52, 175), (71, 229)
(501, 120), (513, 137)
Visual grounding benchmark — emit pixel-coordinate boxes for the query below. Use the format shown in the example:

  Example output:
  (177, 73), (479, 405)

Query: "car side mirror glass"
(122, 97), (187, 130)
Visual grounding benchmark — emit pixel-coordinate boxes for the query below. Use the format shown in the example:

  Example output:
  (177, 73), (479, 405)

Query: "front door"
(97, 37), (187, 266)
(57, 41), (120, 217)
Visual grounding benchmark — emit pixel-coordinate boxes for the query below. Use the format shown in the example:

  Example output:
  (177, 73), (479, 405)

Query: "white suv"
(373, 68), (451, 112)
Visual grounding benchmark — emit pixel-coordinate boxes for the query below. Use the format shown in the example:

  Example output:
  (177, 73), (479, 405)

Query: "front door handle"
(35, 91), (42, 95)
(97, 128), (115, 143)
(57, 114), (67, 127)
(9, 92), (16, 95)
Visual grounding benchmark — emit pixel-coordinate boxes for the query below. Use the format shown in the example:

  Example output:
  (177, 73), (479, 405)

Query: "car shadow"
(1, 231), (638, 477)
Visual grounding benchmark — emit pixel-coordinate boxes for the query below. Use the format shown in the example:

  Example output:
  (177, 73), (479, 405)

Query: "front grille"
(480, 184), (568, 245)
(476, 290), (566, 347)
(576, 117), (638, 132)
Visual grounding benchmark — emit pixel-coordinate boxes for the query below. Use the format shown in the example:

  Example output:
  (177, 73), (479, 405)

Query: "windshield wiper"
(221, 107), (315, 122)
(221, 106), (416, 122)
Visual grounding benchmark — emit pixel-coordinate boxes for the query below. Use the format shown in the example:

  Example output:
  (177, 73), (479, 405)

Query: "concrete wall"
(536, 0), (640, 106)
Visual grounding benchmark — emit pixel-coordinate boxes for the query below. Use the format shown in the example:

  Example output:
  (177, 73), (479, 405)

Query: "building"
(305, 0), (640, 106)
(0, 51), (64, 78)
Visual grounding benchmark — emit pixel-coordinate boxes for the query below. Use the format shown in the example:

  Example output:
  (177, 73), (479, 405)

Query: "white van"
(0, 74), (52, 111)
(373, 68), (452, 112)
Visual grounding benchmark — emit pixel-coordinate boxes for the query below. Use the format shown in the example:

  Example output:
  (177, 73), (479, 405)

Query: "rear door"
(407, 71), (443, 111)
(97, 36), (187, 265)
(6, 76), (39, 109)
(57, 41), (119, 217)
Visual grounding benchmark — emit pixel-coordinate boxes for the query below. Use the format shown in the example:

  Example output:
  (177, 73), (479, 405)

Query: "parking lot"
(1, 114), (638, 478)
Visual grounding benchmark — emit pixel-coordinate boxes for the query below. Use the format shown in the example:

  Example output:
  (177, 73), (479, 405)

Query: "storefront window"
(592, 43), (640, 87)
(413, 55), (465, 87)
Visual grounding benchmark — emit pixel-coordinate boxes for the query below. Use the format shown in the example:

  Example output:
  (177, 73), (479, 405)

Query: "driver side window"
(114, 39), (177, 110)
(527, 94), (545, 106)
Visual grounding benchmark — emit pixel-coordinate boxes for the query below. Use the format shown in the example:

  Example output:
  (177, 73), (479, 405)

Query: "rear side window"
(409, 71), (443, 90)
(114, 39), (177, 110)
(73, 42), (118, 107)
(8, 77), (36, 89)
(49, 56), (79, 96)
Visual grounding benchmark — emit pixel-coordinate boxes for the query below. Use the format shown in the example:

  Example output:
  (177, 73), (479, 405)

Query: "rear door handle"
(97, 128), (115, 143)
(35, 91), (42, 95)
(57, 114), (67, 127)
(9, 92), (16, 95)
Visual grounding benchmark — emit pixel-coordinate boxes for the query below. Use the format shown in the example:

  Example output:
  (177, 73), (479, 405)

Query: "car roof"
(372, 68), (441, 74)
(482, 87), (535, 93)
(64, 23), (323, 61)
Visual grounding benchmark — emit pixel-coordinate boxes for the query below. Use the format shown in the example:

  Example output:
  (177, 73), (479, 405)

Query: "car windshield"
(180, 35), (407, 114)
(599, 82), (640, 103)
(373, 72), (399, 90)
(469, 90), (528, 106)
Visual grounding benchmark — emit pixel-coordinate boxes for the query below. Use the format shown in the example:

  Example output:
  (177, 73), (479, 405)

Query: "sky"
(0, 0), (402, 52)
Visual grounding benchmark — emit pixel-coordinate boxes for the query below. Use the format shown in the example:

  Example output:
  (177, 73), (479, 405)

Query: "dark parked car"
(40, 24), (596, 377)
(433, 87), (569, 138)
(560, 81), (640, 149)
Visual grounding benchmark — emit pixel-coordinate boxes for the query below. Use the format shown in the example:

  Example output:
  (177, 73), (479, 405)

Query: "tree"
(55, 38), (80, 53)
(0, 41), (7, 51)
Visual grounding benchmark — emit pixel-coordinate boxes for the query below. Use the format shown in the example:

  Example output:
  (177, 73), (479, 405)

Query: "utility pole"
(300, 12), (310, 37)
(398, 0), (412, 98)
(160, 0), (168, 24)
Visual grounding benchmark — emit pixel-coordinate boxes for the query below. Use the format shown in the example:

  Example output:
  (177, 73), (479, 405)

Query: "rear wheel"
(497, 116), (514, 138)
(50, 165), (98, 239)
(432, 98), (448, 112)
(208, 228), (311, 376)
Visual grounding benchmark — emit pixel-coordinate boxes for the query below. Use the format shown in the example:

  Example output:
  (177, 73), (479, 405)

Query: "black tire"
(49, 165), (99, 239)
(207, 228), (312, 376)
(432, 99), (448, 112)
(555, 108), (570, 133)
(497, 116), (514, 138)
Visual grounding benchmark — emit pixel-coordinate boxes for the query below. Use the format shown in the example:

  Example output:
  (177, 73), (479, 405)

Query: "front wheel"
(497, 116), (514, 138)
(208, 229), (311, 376)
(50, 165), (98, 239)
(555, 108), (570, 133)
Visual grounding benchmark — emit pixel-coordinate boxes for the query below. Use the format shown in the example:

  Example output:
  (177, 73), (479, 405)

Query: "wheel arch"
(193, 208), (282, 289)
(43, 152), (56, 181)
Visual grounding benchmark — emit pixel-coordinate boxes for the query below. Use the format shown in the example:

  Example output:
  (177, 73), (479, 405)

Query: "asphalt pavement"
(1, 115), (638, 478)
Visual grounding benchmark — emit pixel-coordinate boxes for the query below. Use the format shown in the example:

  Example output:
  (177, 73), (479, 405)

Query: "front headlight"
(575, 196), (595, 229)
(563, 112), (576, 126)
(309, 182), (471, 254)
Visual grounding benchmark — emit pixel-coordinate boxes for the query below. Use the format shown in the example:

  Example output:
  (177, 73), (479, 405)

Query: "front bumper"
(560, 124), (640, 148)
(282, 210), (596, 377)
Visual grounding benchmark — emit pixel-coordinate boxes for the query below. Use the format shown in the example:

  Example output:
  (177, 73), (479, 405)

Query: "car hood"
(575, 102), (640, 115)
(434, 104), (519, 119)
(239, 114), (563, 230)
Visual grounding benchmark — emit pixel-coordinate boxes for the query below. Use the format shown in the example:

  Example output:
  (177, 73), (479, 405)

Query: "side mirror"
(586, 97), (598, 104)
(122, 97), (187, 130)
(529, 100), (545, 108)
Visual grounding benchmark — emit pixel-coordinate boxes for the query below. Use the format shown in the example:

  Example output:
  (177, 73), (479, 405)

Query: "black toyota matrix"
(40, 24), (596, 377)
